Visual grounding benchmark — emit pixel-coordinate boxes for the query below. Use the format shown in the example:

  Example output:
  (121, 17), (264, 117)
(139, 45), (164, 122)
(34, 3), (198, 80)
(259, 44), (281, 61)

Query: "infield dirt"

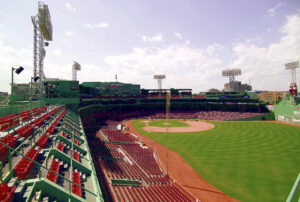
(142, 119), (215, 133)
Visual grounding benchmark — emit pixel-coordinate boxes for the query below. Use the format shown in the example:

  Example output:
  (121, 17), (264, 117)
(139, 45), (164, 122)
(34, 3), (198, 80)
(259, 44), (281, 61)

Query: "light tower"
(222, 68), (241, 91)
(31, 1), (53, 82)
(285, 61), (299, 105)
(72, 61), (81, 81)
(154, 75), (166, 90)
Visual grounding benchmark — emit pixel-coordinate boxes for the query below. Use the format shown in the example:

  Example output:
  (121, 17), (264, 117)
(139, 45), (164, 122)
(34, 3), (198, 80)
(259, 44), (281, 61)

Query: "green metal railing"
(286, 172), (300, 202)
(0, 107), (103, 201)
(0, 101), (43, 117)
(0, 141), (99, 199)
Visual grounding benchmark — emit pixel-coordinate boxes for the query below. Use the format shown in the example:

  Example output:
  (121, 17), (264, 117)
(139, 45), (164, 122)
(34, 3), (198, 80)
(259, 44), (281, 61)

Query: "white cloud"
(206, 43), (225, 56)
(173, 32), (183, 40)
(267, 2), (286, 17)
(0, 41), (32, 92)
(53, 49), (63, 56)
(85, 23), (110, 29)
(64, 31), (73, 36)
(232, 12), (300, 90)
(104, 42), (223, 91)
(184, 40), (191, 46)
(245, 37), (263, 45)
(142, 33), (163, 42)
(104, 12), (300, 92)
(65, 2), (76, 12)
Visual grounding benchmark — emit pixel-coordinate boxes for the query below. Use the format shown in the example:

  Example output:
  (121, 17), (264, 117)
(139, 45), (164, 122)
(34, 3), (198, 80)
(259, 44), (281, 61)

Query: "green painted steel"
(45, 80), (79, 98)
(0, 106), (105, 201)
(275, 100), (300, 117)
(80, 81), (140, 96)
(274, 100), (300, 124)
(0, 101), (43, 117)
(286, 172), (300, 202)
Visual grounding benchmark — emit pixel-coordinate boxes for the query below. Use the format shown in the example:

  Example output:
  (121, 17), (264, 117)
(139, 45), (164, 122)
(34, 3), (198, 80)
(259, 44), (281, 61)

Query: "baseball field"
(132, 119), (300, 202)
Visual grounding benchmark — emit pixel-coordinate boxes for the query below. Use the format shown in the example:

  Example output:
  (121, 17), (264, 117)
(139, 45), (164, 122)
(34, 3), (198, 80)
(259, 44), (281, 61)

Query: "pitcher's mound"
(143, 120), (215, 133)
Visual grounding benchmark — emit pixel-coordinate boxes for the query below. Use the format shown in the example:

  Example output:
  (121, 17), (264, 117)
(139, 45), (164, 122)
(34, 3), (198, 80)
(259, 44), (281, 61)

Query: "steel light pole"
(30, 76), (39, 117)
(11, 66), (24, 113)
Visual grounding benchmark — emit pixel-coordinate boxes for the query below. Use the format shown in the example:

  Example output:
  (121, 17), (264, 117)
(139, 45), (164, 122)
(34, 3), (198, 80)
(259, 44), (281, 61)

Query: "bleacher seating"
(14, 147), (40, 180)
(36, 134), (50, 149)
(72, 170), (82, 197)
(0, 134), (18, 161)
(94, 121), (196, 201)
(0, 105), (94, 201)
(0, 182), (16, 202)
(0, 106), (48, 132)
(47, 158), (61, 183)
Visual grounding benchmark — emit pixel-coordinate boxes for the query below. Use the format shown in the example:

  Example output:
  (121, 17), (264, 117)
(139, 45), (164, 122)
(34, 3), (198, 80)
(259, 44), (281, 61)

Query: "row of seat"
(0, 105), (64, 163)
(16, 124), (34, 139)
(47, 158), (61, 183)
(36, 134), (50, 149)
(0, 182), (16, 202)
(101, 130), (137, 143)
(112, 183), (192, 202)
(0, 134), (18, 161)
(73, 150), (80, 162)
(14, 147), (40, 180)
(95, 121), (196, 201)
(57, 141), (66, 152)
(72, 170), (82, 197)
(0, 106), (47, 132)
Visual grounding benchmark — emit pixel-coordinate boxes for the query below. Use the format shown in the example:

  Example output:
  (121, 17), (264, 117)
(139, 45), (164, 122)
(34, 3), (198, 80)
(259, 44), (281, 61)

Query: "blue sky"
(0, 0), (300, 93)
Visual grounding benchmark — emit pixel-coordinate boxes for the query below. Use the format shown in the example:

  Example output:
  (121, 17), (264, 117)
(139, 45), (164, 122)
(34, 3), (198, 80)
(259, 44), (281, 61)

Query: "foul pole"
(166, 89), (170, 176)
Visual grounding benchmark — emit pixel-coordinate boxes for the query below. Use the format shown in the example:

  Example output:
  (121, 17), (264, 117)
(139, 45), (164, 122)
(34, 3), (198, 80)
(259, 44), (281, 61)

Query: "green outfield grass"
(147, 119), (189, 127)
(132, 120), (300, 202)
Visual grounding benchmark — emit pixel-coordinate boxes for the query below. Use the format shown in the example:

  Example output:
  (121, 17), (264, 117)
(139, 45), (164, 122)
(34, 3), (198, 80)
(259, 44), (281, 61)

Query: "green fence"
(0, 101), (43, 117)
(274, 101), (300, 124)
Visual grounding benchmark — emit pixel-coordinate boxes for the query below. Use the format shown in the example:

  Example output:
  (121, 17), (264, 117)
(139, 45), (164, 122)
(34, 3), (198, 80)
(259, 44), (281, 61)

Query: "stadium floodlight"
(15, 66), (24, 74)
(72, 61), (81, 81)
(285, 61), (299, 105)
(38, 1), (53, 41)
(32, 1), (52, 84)
(33, 76), (40, 82)
(285, 61), (299, 84)
(154, 74), (166, 90)
(222, 68), (241, 83)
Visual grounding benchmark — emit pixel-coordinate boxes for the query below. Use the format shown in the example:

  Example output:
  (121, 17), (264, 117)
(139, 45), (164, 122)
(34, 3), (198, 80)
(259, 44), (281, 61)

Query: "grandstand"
(92, 121), (196, 201)
(1, 67), (285, 201)
(0, 105), (102, 201)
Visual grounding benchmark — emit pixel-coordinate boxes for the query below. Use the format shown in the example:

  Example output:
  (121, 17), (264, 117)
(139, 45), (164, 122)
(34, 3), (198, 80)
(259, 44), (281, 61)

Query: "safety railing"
(286, 172), (300, 202)
(0, 141), (99, 198)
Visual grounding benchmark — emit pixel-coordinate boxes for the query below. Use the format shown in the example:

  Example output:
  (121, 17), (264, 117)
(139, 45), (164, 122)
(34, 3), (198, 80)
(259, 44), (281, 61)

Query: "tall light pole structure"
(31, 1), (52, 98)
(10, 67), (24, 113)
(222, 68), (241, 83)
(165, 89), (170, 177)
(154, 75), (166, 90)
(285, 61), (299, 105)
(222, 68), (241, 92)
(31, 1), (52, 82)
(72, 61), (81, 81)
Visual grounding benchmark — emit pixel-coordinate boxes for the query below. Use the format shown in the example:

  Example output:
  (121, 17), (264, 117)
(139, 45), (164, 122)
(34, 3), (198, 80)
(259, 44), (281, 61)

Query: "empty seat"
(0, 182), (16, 202)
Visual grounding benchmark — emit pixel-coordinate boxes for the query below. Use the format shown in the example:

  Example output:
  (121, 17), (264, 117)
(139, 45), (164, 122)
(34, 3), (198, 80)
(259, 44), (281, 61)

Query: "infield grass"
(147, 119), (189, 127)
(132, 120), (300, 202)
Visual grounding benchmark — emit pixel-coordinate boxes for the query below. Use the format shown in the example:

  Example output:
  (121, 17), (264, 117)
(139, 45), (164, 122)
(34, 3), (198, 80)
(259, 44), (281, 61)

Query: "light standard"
(11, 66), (24, 113)
(30, 76), (39, 118)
